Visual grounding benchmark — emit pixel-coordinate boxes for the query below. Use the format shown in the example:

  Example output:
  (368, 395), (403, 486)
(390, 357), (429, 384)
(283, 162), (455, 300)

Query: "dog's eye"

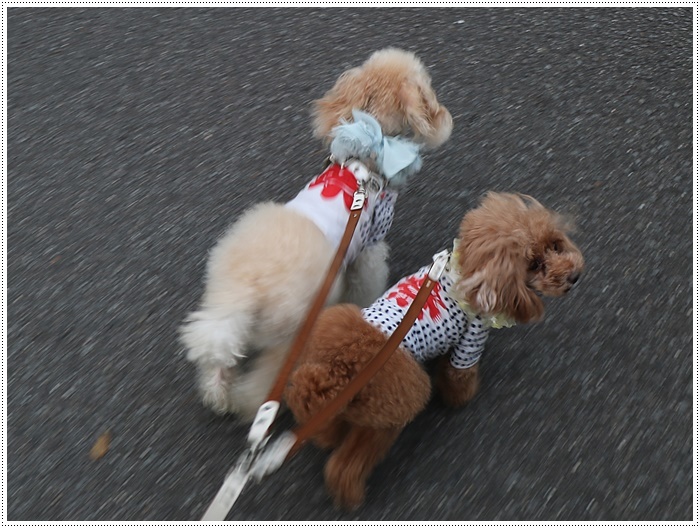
(552, 241), (561, 253)
(529, 258), (543, 272)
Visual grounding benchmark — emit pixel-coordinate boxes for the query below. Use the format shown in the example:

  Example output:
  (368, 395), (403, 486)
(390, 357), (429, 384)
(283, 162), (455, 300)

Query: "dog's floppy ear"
(399, 78), (453, 149)
(456, 195), (544, 324)
(312, 68), (363, 143)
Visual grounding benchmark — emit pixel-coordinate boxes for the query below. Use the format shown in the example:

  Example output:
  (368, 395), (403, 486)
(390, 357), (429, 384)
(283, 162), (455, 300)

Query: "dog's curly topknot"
(312, 48), (453, 149)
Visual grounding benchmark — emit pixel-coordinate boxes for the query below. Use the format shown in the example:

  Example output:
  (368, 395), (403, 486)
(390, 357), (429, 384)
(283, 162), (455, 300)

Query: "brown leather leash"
(269, 186), (366, 403)
(242, 166), (369, 452)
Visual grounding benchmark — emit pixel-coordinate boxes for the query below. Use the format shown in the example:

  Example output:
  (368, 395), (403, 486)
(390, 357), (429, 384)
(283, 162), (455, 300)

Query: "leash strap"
(267, 186), (365, 405)
(246, 176), (367, 447)
(200, 456), (252, 521)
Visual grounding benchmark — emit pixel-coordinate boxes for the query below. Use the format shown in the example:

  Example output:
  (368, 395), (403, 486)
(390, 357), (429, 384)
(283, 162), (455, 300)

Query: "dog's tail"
(179, 306), (256, 414)
(179, 307), (253, 368)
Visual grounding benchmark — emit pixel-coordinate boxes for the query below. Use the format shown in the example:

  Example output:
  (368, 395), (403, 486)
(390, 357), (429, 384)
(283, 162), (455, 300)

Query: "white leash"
(201, 430), (296, 521)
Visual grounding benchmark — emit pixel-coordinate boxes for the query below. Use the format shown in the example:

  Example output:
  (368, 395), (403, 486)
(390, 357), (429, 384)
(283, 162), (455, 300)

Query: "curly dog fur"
(285, 192), (584, 509)
(313, 48), (453, 147)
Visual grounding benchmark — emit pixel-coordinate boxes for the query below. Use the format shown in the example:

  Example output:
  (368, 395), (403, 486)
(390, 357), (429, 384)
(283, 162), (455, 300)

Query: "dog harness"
(286, 110), (423, 265)
(361, 248), (515, 369)
(285, 161), (397, 265)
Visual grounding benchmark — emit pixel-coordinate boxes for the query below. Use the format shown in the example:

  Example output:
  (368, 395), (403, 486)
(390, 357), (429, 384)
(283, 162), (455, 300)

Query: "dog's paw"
(324, 455), (366, 510)
(198, 366), (237, 414)
(436, 359), (480, 408)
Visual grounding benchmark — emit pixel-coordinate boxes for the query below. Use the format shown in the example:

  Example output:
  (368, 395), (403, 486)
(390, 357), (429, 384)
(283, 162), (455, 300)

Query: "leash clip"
(429, 249), (450, 281)
(351, 180), (367, 211)
(249, 432), (298, 482)
(247, 400), (280, 447)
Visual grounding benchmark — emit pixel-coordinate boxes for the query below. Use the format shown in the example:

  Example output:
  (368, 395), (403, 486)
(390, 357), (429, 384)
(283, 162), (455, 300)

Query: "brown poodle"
(284, 192), (585, 509)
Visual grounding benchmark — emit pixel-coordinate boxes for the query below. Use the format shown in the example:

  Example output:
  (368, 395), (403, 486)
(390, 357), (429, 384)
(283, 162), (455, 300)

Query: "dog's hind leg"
(324, 425), (402, 510)
(313, 417), (350, 450)
(284, 305), (431, 507)
(195, 363), (240, 414)
(229, 342), (291, 421)
(179, 307), (254, 414)
(287, 355), (402, 508)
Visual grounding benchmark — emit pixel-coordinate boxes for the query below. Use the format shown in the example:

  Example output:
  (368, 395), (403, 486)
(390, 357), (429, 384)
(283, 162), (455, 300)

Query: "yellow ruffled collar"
(445, 239), (517, 329)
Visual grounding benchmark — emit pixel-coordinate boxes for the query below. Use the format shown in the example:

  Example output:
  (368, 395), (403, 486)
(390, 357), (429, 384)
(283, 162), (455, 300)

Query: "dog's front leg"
(435, 356), (480, 408)
(341, 242), (389, 308)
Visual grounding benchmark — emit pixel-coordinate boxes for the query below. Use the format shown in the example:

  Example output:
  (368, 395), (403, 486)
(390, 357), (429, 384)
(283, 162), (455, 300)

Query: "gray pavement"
(8, 7), (693, 521)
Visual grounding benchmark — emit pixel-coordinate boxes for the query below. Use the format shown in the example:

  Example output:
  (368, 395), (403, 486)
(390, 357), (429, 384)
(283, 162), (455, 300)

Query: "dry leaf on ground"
(89, 430), (111, 460)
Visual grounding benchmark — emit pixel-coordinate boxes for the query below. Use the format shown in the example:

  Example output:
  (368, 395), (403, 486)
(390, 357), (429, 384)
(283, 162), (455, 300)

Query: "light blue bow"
(329, 109), (422, 184)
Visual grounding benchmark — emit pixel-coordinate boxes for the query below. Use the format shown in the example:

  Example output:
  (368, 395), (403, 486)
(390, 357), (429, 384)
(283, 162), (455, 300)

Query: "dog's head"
(312, 48), (453, 149)
(454, 192), (584, 324)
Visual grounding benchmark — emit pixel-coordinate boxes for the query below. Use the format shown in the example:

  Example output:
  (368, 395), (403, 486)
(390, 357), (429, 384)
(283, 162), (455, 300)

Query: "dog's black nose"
(568, 272), (580, 285)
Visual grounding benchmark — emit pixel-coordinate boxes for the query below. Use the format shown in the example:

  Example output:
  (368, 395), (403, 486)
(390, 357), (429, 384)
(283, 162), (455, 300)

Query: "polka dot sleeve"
(366, 190), (398, 246)
(450, 315), (490, 369)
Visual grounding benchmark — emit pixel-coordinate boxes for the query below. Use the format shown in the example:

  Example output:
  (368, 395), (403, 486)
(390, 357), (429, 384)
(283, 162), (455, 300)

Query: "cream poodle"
(180, 48), (453, 418)
(285, 192), (585, 509)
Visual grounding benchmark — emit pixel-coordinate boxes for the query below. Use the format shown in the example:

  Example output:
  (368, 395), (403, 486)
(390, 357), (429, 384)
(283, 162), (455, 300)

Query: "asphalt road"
(8, 7), (693, 521)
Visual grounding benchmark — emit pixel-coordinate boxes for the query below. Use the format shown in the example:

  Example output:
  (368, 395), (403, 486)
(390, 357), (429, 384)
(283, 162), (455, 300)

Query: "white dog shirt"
(361, 255), (514, 369)
(285, 162), (397, 265)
